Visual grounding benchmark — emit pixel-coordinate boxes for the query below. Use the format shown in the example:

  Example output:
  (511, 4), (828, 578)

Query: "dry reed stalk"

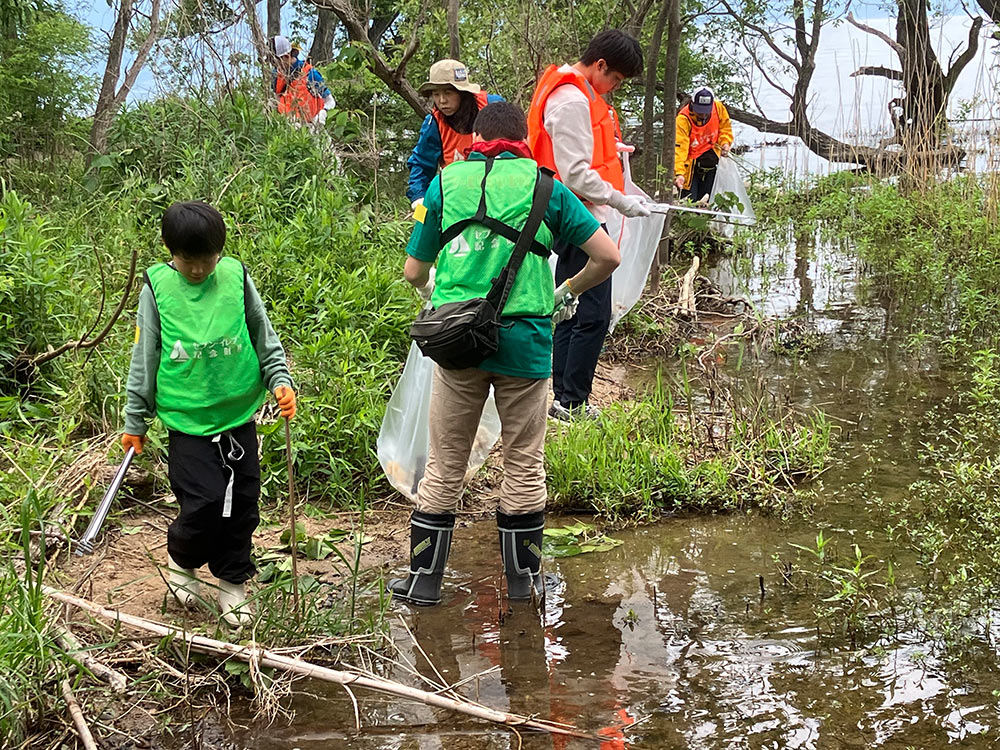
(60, 679), (98, 750)
(54, 625), (128, 693)
(45, 587), (593, 740)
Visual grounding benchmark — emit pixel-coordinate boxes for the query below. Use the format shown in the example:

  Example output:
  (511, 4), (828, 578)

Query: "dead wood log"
(45, 587), (591, 739)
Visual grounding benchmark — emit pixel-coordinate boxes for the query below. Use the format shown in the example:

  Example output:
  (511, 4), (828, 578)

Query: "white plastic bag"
(547, 152), (665, 333)
(377, 342), (501, 500)
(607, 152), (666, 333)
(709, 157), (756, 237)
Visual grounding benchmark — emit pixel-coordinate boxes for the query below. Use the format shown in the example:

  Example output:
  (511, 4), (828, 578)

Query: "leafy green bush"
(0, 3), (94, 160)
(6, 91), (417, 506)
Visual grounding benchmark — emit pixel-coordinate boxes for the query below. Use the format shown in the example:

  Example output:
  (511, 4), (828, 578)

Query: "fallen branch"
(61, 679), (99, 750)
(55, 625), (128, 693)
(29, 249), (138, 367)
(45, 587), (592, 739)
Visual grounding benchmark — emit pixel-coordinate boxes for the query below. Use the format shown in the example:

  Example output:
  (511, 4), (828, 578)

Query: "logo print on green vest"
(170, 340), (190, 362)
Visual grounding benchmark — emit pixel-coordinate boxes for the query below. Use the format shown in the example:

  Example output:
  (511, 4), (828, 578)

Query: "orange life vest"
(275, 63), (324, 121)
(431, 90), (490, 166)
(680, 100), (722, 160)
(527, 65), (625, 193)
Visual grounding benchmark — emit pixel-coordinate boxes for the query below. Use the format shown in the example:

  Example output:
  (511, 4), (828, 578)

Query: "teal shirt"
(406, 152), (601, 379)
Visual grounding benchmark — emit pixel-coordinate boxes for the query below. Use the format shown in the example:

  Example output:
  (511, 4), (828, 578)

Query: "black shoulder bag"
(410, 167), (554, 370)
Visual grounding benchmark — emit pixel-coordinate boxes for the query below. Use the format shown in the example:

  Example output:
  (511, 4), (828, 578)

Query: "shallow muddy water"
(228, 232), (1000, 748)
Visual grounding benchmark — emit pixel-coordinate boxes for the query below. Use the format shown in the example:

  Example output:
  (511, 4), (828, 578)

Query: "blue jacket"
(272, 58), (331, 100)
(406, 93), (504, 203)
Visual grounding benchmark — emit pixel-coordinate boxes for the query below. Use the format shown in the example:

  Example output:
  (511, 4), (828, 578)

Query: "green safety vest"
(146, 257), (264, 436)
(434, 157), (555, 317)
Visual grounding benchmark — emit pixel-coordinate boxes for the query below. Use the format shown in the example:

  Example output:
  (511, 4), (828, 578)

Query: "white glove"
(411, 197), (424, 210)
(416, 267), (435, 301)
(552, 281), (578, 323)
(313, 108), (327, 127)
(613, 193), (651, 218)
(323, 94), (336, 110)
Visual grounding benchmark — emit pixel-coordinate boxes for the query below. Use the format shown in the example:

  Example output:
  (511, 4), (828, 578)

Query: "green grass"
(545, 374), (832, 523)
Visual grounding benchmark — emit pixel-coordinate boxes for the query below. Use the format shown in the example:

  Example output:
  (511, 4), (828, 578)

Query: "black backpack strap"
(486, 169), (555, 313)
(439, 159), (551, 258)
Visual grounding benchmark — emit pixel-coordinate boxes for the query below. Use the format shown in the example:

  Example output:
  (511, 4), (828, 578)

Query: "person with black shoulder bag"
(387, 102), (620, 607)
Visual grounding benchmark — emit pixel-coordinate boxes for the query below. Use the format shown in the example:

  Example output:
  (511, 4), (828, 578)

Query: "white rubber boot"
(167, 555), (200, 607)
(217, 580), (251, 628)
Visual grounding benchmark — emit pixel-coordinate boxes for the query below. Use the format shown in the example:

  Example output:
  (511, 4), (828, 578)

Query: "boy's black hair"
(441, 90), (480, 135)
(161, 201), (226, 258)
(472, 102), (528, 142)
(581, 29), (644, 78)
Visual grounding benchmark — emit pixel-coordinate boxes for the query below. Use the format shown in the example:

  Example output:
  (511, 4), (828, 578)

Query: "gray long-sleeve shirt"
(124, 265), (293, 436)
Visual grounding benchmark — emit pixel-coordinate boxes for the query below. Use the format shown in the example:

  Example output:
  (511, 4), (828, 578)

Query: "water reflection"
(228, 231), (1000, 748)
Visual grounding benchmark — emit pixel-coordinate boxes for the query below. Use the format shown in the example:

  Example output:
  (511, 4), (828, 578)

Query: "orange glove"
(274, 385), (296, 420)
(121, 433), (146, 455)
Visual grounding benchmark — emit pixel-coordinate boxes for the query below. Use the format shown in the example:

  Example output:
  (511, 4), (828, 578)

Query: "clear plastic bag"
(709, 157), (756, 237)
(607, 152), (667, 333)
(377, 341), (501, 500)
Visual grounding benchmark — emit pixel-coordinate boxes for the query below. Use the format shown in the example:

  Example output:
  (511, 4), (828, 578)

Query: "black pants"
(167, 421), (260, 584)
(552, 227), (612, 409)
(682, 163), (718, 202)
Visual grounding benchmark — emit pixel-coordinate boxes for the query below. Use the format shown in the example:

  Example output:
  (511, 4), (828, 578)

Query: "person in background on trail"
(406, 59), (504, 209)
(388, 102), (620, 607)
(272, 34), (335, 129)
(526, 29), (648, 423)
(121, 201), (296, 628)
(674, 86), (733, 202)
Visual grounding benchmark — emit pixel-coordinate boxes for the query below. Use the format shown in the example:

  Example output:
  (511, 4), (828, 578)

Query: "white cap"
(273, 35), (292, 57)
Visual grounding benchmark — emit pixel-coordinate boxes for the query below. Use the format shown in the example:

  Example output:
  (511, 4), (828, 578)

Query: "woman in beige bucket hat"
(406, 59), (504, 208)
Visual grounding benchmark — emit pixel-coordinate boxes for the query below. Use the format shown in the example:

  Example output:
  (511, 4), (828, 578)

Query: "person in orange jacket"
(526, 30), (647, 421)
(406, 59), (504, 207)
(272, 35), (335, 129)
(674, 86), (734, 201)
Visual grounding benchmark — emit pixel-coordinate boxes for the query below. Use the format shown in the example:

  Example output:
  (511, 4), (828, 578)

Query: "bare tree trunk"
(978, 0), (1000, 23)
(267, 0), (280, 38)
(89, 0), (134, 161)
(88, 0), (161, 162)
(447, 0), (460, 58)
(660, 0), (681, 195)
(310, 8), (336, 64)
(642, 0), (670, 188)
(310, 0), (430, 118)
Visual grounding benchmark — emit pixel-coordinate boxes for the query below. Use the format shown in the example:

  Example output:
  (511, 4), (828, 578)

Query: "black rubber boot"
(386, 511), (455, 606)
(497, 510), (545, 600)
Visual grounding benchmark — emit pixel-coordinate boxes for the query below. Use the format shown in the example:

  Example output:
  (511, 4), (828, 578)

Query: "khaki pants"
(417, 366), (549, 515)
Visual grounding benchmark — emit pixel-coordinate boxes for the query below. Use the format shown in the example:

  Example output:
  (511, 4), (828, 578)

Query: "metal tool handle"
(644, 201), (747, 222)
(75, 446), (135, 556)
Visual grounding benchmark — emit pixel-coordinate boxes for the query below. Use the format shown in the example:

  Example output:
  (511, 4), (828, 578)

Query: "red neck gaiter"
(466, 139), (533, 159)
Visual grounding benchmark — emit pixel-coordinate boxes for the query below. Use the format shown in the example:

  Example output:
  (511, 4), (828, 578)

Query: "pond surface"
(230, 231), (1000, 748)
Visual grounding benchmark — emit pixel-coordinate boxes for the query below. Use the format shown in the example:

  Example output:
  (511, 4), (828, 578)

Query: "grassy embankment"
(0, 93), (833, 743)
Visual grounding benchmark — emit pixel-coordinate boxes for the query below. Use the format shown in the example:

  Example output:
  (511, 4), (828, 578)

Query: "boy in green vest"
(121, 201), (296, 627)
(387, 102), (620, 606)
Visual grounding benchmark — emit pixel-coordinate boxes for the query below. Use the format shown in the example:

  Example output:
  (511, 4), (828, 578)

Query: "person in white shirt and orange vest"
(526, 30), (648, 421)
(673, 86), (734, 202)
(271, 35), (335, 129)
(406, 59), (504, 209)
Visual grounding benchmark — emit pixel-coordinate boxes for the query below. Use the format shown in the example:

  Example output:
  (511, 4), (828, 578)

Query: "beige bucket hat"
(419, 59), (481, 95)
